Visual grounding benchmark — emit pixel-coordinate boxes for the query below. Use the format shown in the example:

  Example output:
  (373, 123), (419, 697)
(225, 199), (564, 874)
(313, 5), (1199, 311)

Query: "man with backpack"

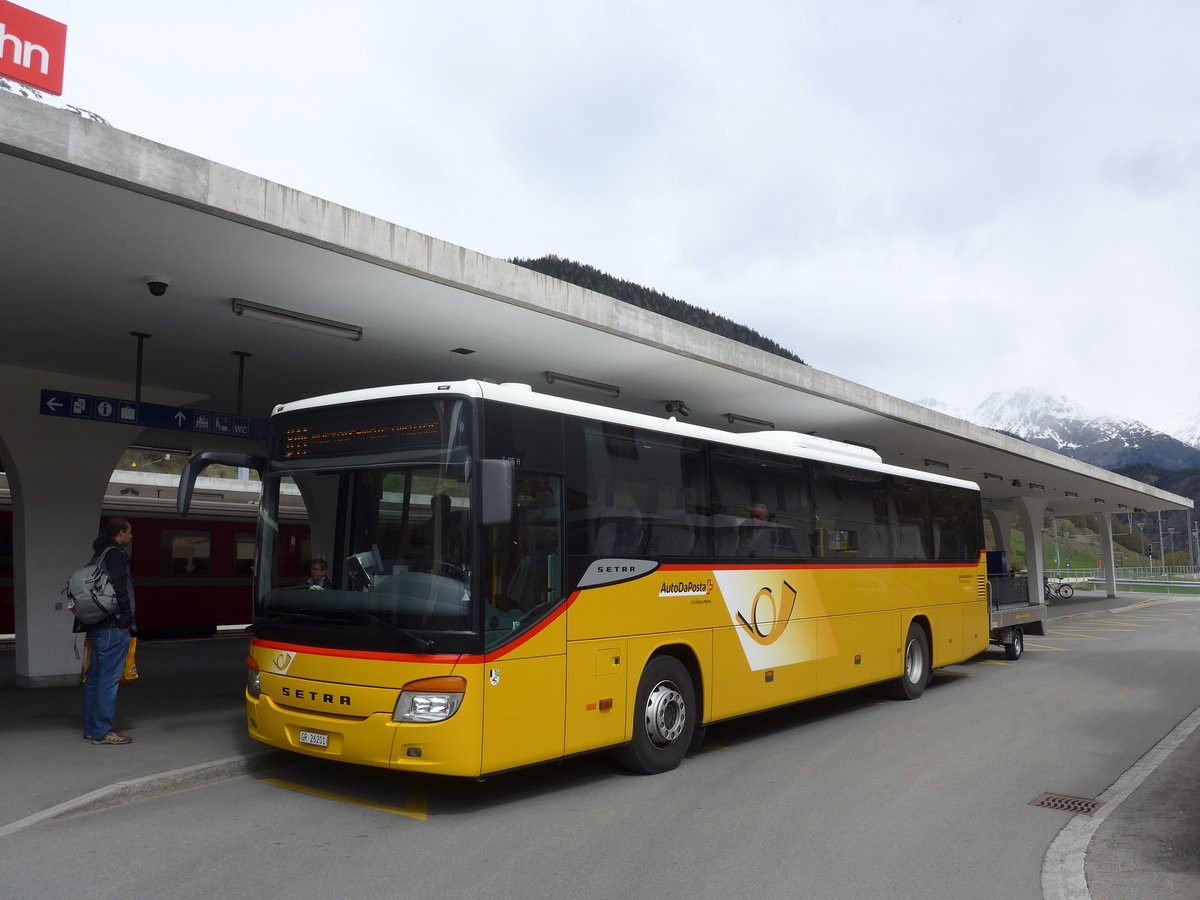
(76, 517), (137, 745)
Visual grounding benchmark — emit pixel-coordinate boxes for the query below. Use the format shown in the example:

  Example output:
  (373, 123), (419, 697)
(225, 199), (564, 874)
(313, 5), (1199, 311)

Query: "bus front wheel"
(887, 622), (930, 701)
(615, 655), (696, 775)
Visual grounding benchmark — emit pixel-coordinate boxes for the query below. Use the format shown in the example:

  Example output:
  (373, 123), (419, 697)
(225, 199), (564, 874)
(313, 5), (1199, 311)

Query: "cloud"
(36, 0), (1200, 431)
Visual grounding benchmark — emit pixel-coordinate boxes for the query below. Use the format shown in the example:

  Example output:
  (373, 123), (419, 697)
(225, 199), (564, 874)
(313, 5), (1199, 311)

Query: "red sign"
(0, 1), (66, 95)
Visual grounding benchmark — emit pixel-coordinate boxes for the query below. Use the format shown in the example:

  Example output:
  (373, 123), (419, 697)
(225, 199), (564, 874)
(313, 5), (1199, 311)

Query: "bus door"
(480, 474), (567, 773)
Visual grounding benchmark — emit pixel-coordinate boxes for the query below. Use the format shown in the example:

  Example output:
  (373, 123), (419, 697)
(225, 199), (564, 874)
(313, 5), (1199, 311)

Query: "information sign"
(40, 389), (268, 441)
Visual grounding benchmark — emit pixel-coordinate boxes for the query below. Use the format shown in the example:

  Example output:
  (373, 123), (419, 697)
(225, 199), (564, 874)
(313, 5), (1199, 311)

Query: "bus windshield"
(254, 397), (480, 653)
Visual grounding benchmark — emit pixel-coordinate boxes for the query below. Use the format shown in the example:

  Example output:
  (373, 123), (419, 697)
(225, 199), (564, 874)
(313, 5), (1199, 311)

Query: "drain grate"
(1031, 793), (1104, 816)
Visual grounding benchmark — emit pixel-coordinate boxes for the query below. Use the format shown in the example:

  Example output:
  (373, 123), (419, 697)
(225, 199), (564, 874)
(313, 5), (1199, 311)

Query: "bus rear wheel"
(615, 655), (695, 774)
(887, 622), (930, 701)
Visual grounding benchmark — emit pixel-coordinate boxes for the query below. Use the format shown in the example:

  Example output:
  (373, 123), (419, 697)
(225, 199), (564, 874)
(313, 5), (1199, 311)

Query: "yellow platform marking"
(260, 778), (427, 821)
(978, 660), (1012, 666)
(1043, 631), (1109, 641)
(1023, 642), (1069, 652)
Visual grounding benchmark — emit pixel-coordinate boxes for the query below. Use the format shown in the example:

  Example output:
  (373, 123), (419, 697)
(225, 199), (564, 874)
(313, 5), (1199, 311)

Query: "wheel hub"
(905, 638), (925, 684)
(644, 680), (686, 746)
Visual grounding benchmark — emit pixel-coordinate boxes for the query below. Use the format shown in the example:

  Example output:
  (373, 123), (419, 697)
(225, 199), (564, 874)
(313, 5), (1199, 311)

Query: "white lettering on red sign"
(0, 1), (67, 95)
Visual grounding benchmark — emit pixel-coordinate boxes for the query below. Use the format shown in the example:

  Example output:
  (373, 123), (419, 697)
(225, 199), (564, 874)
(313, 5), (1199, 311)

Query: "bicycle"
(1044, 577), (1074, 600)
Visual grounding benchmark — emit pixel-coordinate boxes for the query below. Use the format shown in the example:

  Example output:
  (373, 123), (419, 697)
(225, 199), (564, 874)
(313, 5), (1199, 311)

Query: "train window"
(161, 530), (212, 576)
(234, 533), (255, 576)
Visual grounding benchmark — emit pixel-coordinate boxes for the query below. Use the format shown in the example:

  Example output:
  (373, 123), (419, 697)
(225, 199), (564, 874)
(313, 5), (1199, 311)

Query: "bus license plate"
(299, 730), (329, 748)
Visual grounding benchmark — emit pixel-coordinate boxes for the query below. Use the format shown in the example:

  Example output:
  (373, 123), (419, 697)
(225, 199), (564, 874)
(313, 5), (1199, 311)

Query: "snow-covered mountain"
(917, 389), (1200, 470)
(0, 76), (107, 123)
(1158, 404), (1200, 453)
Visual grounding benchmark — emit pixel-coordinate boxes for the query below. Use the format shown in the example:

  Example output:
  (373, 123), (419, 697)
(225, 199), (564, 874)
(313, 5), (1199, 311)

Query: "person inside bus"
(306, 558), (331, 589)
(741, 503), (776, 558)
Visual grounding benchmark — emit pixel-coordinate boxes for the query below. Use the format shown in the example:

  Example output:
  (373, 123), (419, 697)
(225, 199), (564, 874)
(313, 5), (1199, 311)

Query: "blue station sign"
(40, 389), (268, 441)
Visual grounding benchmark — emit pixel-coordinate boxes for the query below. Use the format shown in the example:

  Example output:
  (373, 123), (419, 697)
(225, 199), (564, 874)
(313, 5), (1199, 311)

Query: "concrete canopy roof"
(0, 91), (1189, 519)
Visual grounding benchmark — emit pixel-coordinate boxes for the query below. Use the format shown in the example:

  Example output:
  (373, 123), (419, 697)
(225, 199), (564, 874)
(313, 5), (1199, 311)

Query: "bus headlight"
(247, 655), (261, 698)
(394, 675), (466, 722)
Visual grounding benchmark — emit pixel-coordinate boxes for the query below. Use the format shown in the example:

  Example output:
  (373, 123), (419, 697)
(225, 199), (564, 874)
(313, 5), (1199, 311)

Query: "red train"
(0, 509), (310, 637)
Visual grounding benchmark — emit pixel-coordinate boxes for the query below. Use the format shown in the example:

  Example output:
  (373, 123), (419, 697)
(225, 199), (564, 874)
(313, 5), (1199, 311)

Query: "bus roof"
(273, 380), (981, 492)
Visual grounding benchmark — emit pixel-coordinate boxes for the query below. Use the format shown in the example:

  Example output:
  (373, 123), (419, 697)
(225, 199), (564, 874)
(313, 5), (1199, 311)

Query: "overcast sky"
(24, 0), (1200, 432)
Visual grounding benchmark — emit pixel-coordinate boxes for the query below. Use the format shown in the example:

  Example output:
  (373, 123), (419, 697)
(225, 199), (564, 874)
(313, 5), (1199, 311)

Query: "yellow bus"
(180, 380), (990, 776)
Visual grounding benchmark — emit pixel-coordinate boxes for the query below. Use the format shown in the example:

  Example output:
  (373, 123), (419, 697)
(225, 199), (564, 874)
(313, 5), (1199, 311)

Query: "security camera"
(144, 276), (170, 297)
(665, 400), (691, 417)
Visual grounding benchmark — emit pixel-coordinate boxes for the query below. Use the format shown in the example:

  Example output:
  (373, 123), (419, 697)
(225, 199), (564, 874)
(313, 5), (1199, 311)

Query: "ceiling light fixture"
(923, 458), (950, 470)
(231, 298), (363, 341)
(544, 371), (620, 397)
(983, 472), (1003, 481)
(725, 412), (775, 429)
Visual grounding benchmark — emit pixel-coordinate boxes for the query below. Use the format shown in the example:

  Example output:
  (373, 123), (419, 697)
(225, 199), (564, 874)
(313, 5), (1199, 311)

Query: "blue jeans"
(83, 627), (130, 739)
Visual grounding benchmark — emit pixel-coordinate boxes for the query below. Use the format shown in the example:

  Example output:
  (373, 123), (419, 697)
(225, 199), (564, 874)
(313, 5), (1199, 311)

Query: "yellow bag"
(80, 636), (139, 684)
(122, 637), (139, 683)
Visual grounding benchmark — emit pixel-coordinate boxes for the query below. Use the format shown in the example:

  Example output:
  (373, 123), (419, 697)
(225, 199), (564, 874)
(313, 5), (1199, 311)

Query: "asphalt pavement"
(2, 594), (1198, 900)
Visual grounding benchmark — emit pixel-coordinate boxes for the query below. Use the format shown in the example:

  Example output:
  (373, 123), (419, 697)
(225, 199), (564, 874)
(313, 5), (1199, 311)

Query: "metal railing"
(1039, 566), (1200, 595)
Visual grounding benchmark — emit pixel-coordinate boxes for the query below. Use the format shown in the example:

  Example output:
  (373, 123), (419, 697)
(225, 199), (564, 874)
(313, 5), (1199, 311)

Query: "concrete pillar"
(0, 365), (207, 686)
(293, 472), (339, 570)
(2, 385), (135, 686)
(1013, 496), (1048, 607)
(1094, 511), (1118, 598)
(985, 508), (1019, 558)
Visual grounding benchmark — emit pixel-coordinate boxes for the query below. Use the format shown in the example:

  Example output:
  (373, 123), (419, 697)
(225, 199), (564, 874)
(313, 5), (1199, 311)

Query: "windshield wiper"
(355, 610), (435, 651)
(255, 609), (435, 652)
(254, 610), (350, 632)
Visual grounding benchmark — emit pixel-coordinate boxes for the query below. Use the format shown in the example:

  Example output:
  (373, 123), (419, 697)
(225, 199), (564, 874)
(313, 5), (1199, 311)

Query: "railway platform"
(1, 598), (1197, 900)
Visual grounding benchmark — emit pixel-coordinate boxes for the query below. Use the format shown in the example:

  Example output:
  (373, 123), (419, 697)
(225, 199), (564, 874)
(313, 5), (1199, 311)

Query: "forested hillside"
(510, 255), (805, 364)
(1114, 464), (1200, 531)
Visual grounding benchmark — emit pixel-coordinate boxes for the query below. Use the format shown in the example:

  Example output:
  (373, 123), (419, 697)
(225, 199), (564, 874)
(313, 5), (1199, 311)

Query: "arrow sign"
(39, 389), (267, 441)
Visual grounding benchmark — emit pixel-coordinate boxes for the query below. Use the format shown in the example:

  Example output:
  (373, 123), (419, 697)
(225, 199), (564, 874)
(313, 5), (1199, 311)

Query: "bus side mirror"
(178, 451), (265, 516)
(480, 459), (514, 526)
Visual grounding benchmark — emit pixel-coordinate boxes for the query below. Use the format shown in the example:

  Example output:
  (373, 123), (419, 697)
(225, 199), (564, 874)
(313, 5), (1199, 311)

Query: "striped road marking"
(259, 777), (427, 821)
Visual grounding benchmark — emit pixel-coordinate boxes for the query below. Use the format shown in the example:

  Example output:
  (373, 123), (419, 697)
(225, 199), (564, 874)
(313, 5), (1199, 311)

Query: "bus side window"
(582, 423), (706, 560)
(710, 447), (809, 559)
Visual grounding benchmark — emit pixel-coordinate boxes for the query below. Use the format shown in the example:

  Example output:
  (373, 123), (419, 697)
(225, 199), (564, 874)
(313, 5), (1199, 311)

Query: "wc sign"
(0, 1), (67, 95)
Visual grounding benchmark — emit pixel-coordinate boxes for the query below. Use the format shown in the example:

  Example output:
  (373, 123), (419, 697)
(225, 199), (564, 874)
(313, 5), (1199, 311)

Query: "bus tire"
(615, 655), (695, 775)
(1004, 626), (1024, 660)
(887, 622), (930, 701)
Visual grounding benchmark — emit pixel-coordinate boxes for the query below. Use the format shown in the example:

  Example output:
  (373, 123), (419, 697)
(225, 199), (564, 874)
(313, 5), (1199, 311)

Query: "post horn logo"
(736, 581), (797, 646)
